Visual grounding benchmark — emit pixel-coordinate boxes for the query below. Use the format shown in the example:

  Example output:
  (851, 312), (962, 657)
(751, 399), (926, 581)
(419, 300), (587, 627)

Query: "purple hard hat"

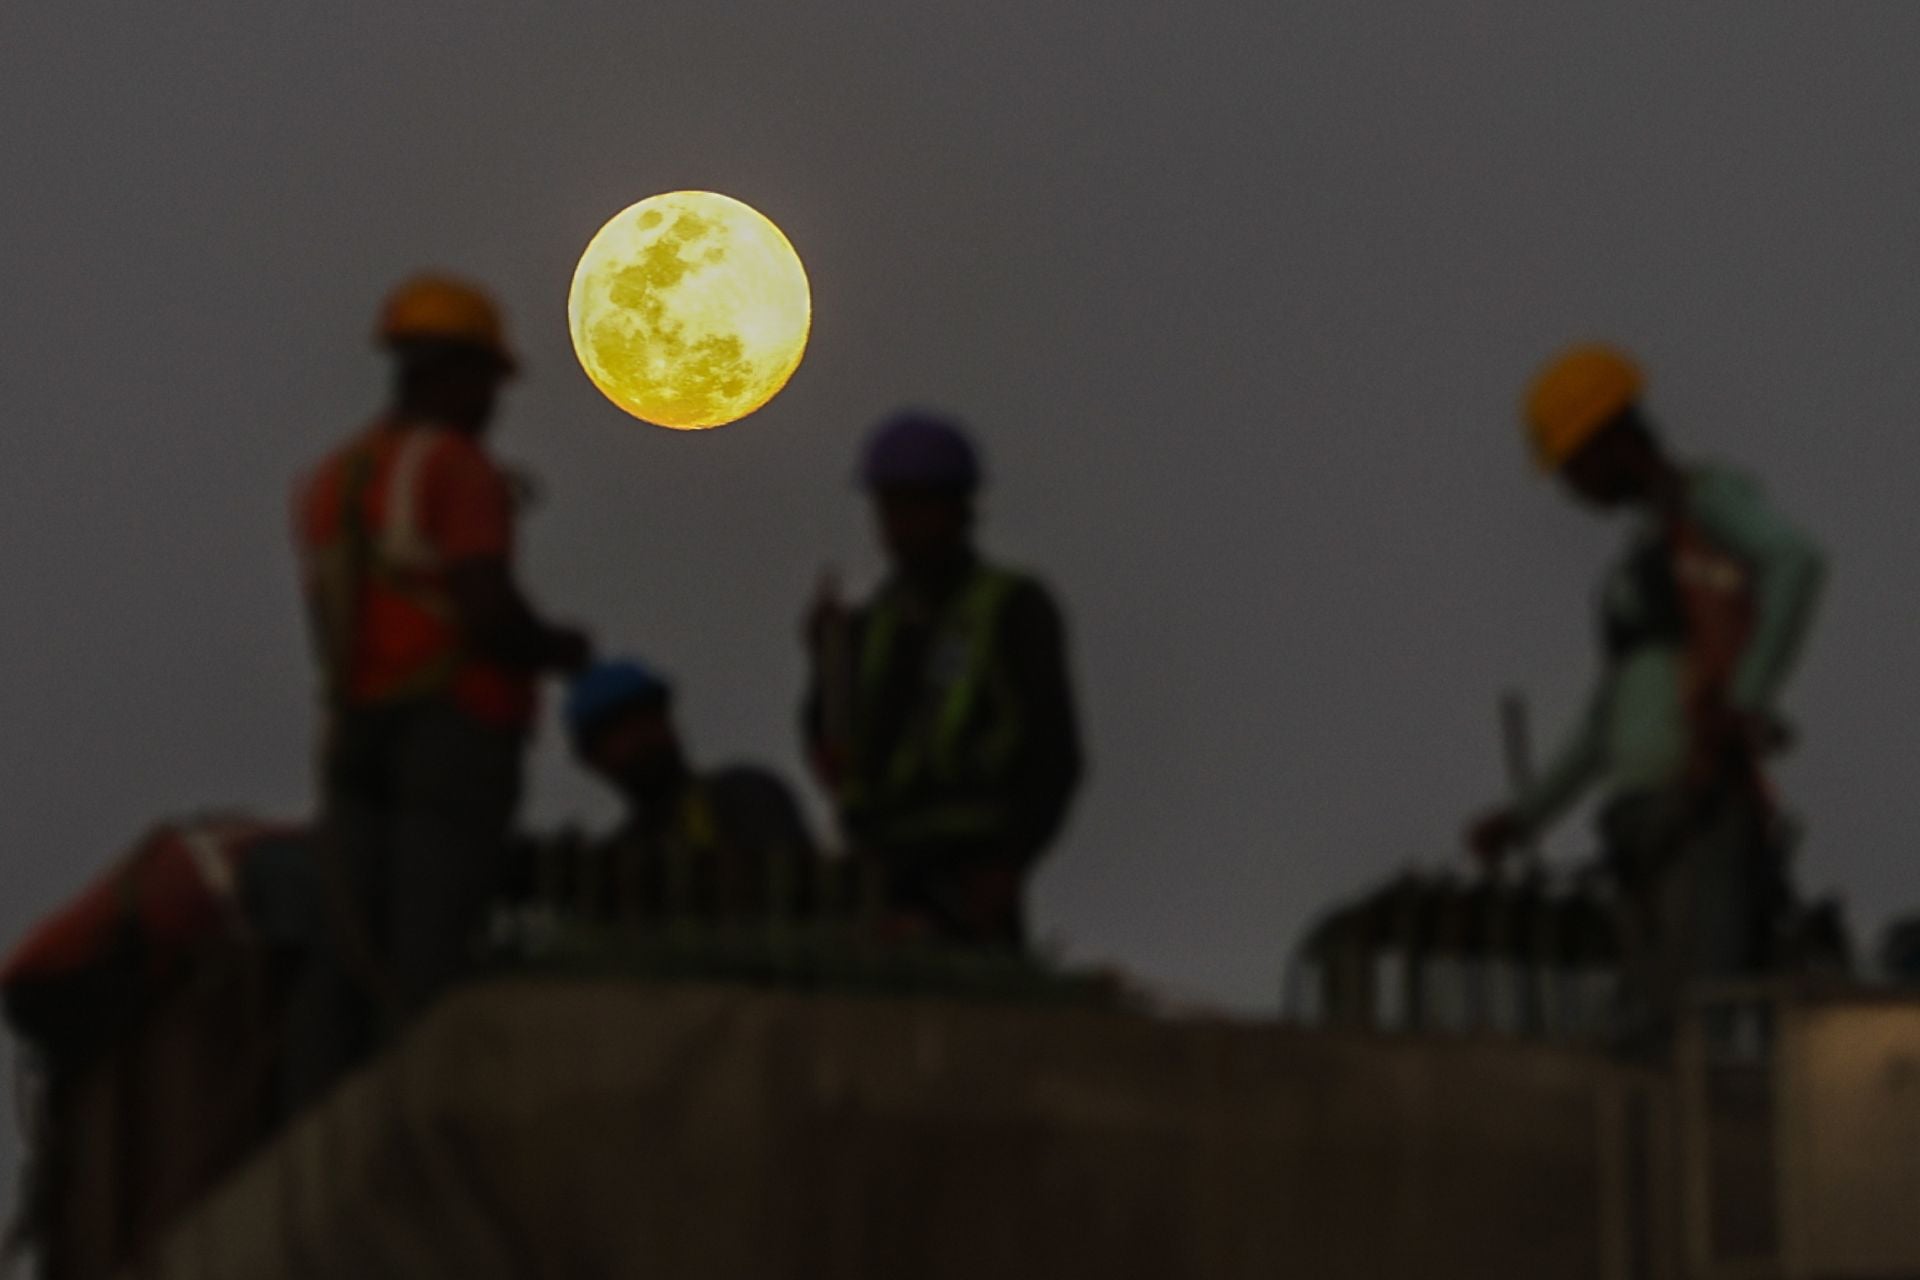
(858, 410), (982, 493)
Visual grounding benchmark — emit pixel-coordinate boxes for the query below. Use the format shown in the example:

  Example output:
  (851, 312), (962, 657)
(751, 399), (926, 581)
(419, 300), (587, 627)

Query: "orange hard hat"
(1522, 344), (1643, 470)
(376, 275), (517, 373)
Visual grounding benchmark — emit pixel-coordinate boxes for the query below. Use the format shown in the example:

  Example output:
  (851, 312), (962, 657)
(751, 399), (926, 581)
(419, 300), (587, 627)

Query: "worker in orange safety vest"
(290, 276), (591, 1102)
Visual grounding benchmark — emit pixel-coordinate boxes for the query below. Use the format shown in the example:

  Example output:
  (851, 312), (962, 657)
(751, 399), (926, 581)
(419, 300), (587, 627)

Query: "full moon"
(568, 191), (811, 430)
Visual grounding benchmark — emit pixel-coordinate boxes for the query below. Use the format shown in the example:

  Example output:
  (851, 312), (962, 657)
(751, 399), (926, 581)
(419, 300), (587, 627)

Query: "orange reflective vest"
(0, 819), (289, 992)
(297, 420), (532, 728)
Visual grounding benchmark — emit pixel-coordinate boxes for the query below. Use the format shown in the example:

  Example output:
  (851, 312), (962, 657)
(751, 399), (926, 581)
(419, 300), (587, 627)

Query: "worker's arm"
(446, 558), (591, 674)
(430, 443), (592, 675)
(1689, 469), (1827, 714)
(1468, 681), (1606, 863)
(996, 581), (1084, 867)
(1509, 679), (1608, 838)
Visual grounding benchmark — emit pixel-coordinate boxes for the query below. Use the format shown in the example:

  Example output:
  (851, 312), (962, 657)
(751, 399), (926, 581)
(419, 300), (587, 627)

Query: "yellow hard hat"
(376, 275), (517, 372)
(1522, 344), (1643, 470)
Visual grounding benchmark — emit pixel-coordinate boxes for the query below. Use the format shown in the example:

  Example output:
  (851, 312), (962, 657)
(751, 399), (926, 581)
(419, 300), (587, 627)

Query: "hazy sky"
(6, 2), (1920, 1197)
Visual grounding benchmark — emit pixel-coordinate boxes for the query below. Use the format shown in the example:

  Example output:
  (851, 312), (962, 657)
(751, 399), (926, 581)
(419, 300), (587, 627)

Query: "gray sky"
(5, 0), (1920, 1199)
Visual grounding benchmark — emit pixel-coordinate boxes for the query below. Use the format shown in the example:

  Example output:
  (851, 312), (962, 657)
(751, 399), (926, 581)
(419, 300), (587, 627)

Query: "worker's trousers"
(872, 839), (1031, 948)
(283, 701), (523, 1113)
(1599, 782), (1781, 1052)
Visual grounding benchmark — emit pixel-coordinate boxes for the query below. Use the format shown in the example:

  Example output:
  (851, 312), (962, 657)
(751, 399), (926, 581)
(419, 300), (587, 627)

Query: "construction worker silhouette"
(1467, 345), (1824, 1047)
(290, 276), (591, 1100)
(805, 411), (1083, 947)
(562, 659), (815, 921)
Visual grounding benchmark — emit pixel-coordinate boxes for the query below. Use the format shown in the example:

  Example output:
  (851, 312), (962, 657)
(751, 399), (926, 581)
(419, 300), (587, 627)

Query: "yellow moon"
(568, 191), (811, 430)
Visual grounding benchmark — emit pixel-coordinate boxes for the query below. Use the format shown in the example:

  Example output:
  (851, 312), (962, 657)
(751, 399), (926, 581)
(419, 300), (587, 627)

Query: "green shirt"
(1515, 464), (1824, 833)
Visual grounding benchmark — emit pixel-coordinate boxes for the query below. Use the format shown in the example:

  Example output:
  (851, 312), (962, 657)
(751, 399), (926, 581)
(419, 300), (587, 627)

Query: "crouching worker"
(1, 819), (323, 1267)
(551, 660), (818, 925)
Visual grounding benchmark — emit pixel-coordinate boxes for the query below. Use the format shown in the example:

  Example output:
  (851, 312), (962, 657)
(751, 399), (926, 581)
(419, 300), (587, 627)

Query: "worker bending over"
(1467, 345), (1824, 1046)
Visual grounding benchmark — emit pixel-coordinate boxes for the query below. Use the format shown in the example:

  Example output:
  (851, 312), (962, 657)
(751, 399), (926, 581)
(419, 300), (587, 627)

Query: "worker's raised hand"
(1465, 806), (1522, 870)
(803, 568), (846, 651)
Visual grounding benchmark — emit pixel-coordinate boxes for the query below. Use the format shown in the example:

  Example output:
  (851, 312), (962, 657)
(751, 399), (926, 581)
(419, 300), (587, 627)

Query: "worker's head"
(859, 410), (981, 571)
(1523, 344), (1665, 509)
(378, 276), (517, 433)
(1557, 407), (1667, 508)
(564, 660), (685, 801)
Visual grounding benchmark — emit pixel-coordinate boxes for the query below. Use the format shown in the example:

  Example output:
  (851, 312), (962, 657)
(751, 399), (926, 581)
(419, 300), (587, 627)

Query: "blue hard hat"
(859, 409), (982, 493)
(564, 659), (672, 747)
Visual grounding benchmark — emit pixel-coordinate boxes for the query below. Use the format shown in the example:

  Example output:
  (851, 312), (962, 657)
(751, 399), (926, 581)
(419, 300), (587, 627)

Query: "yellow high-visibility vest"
(842, 566), (1027, 846)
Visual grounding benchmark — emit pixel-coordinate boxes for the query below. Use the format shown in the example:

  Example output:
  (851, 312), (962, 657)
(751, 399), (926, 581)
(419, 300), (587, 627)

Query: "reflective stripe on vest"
(861, 798), (1011, 845)
(649, 782), (722, 920)
(844, 567), (1025, 842)
(178, 824), (256, 941)
(674, 783), (720, 853)
(380, 430), (445, 573)
(312, 428), (464, 706)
